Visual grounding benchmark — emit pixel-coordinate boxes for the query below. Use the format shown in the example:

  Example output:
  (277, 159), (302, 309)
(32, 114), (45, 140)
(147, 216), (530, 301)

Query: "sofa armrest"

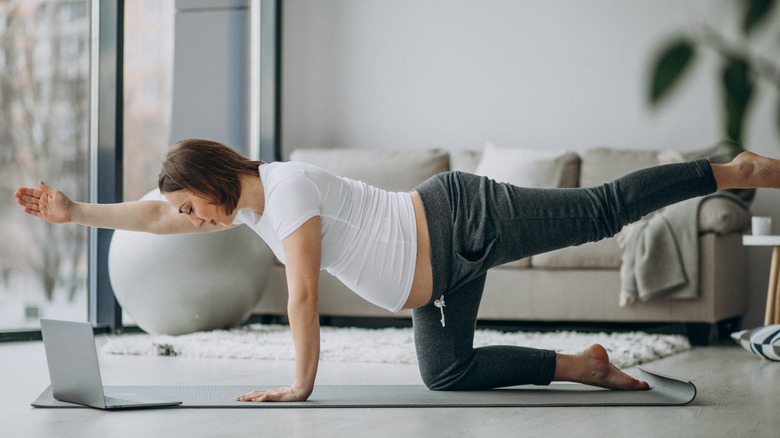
(697, 195), (751, 235)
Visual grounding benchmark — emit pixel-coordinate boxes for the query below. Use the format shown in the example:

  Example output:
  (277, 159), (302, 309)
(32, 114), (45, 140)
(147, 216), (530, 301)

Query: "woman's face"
(164, 190), (236, 228)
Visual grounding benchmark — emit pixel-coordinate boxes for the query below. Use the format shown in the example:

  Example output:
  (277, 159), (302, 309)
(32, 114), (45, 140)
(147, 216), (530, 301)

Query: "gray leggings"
(412, 159), (717, 390)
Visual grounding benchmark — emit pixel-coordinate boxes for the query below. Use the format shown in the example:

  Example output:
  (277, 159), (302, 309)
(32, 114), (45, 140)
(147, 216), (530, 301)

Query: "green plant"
(648, 0), (780, 154)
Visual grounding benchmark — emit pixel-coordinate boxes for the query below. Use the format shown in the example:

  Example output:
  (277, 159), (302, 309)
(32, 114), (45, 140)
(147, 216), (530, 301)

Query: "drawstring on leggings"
(433, 295), (446, 327)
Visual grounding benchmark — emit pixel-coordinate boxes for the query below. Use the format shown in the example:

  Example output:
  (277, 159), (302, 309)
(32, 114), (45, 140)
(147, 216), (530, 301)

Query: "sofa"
(250, 145), (752, 343)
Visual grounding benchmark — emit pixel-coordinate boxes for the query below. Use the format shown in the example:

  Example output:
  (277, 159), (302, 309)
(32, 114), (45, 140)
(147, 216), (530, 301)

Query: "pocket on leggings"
(451, 236), (498, 287)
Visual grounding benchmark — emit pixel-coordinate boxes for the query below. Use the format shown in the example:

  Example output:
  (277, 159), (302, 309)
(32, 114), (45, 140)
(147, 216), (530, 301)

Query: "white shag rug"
(101, 324), (691, 369)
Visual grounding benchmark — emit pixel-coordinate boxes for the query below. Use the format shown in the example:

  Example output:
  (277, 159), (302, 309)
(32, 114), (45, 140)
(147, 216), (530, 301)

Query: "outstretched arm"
(14, 181), (225, 234)
(236, 216), (322, 402)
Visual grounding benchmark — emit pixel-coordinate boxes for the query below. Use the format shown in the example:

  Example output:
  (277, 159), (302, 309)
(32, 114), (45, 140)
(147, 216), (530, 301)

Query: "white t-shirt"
(233, 161), (418, 312)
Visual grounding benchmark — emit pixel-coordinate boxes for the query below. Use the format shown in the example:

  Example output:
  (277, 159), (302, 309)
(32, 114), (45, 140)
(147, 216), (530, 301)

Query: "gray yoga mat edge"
(31, 366), (696, 409)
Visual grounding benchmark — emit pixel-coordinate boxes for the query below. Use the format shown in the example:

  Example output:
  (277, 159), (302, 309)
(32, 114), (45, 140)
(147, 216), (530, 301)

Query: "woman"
(15, 139), (780, 402)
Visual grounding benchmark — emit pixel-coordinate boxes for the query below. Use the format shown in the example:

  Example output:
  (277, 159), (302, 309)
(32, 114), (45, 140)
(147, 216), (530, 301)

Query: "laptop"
(39, 319), (182, 410)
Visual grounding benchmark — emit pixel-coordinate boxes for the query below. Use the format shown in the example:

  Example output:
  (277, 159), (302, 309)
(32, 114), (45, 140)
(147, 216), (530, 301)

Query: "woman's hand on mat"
(235, 384), (312, 403)
(15, 182), (73, 224)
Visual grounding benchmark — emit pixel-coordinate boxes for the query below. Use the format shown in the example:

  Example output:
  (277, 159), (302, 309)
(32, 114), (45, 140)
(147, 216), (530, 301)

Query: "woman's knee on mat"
(418, 361), (474, 391)
(416, 350), (484, 391)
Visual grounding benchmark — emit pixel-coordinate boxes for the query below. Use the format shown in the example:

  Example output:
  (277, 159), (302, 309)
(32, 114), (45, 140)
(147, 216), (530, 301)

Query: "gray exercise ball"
(108, 189), (272, 335)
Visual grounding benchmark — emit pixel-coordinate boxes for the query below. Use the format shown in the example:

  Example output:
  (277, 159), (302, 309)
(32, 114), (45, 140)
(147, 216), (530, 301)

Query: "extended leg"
(711, 151), (780, 190)
(431, 159), (717, 291)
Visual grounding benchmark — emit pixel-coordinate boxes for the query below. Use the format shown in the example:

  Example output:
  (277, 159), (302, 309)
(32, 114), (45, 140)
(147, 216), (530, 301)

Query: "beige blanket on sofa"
(618, 192), (743, 306)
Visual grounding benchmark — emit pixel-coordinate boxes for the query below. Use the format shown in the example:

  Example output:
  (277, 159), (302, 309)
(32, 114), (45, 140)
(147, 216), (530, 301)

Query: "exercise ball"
(108, 189), (273, 335)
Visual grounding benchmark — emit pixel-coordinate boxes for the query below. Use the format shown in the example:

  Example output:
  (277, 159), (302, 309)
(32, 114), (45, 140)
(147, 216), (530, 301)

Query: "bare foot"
(553, 344), (650, 390)
(714, 151), (780, 190)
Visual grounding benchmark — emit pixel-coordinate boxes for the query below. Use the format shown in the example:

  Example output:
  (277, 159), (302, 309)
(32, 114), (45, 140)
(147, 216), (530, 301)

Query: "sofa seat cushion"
(530, 237), (622, 269)
(289, 148), (450, 192)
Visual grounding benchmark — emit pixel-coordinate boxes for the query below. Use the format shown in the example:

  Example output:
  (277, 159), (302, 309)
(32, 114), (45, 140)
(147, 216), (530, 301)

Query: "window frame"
(0, 0), (280, 340)
(87, 0), (124, 333)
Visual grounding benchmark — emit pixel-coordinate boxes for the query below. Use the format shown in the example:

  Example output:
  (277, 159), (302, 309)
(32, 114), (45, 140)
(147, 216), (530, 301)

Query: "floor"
(2, 334), (779, 438)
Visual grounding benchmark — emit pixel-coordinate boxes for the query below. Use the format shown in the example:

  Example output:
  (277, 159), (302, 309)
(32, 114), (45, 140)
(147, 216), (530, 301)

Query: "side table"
(743, 235), (780, 325)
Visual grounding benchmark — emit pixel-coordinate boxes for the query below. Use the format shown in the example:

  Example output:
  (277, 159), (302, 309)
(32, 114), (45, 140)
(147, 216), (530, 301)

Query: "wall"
(170, 0), (250, 156)
(281, 0), (780, 328)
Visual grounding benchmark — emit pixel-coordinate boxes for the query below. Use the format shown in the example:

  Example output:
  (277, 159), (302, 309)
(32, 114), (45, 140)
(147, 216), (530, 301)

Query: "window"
(1, 0), (278, 336)
(122, 0), (174, 204)
(120, 0), (175, 326)
(0, 0), (90, 330)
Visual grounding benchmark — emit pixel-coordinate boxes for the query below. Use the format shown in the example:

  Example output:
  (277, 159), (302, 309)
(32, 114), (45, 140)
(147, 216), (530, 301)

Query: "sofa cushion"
(289, 148), (450, 192)
(450, 150), (481, 173)
(473, 144), (581, 188)
(531, 238), (622, 269)
(580, 147), (662, 187)
(451, 145), (580, 188)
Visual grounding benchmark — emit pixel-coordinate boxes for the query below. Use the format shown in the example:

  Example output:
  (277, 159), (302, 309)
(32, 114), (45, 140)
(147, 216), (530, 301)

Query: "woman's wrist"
(291, 381), (314, 398)
(67, 201), (82, 225)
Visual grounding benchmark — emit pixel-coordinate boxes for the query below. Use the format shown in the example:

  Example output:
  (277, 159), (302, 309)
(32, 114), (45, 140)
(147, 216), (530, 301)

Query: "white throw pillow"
(473, 143), (577, 188)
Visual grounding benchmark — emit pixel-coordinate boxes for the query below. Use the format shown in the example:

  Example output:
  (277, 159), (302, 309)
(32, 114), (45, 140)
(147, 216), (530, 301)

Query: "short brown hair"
(158, 139), (263, 215)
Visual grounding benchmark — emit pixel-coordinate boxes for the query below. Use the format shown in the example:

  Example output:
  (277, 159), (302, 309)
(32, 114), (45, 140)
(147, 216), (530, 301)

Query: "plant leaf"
(722, 58), (754, 143)
(649, 39), (695, 105)
(743, 0), (777, 36)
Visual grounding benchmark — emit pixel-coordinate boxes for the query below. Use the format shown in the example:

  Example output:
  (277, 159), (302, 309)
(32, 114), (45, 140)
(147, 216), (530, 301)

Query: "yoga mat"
(32, 366), (695, 408)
